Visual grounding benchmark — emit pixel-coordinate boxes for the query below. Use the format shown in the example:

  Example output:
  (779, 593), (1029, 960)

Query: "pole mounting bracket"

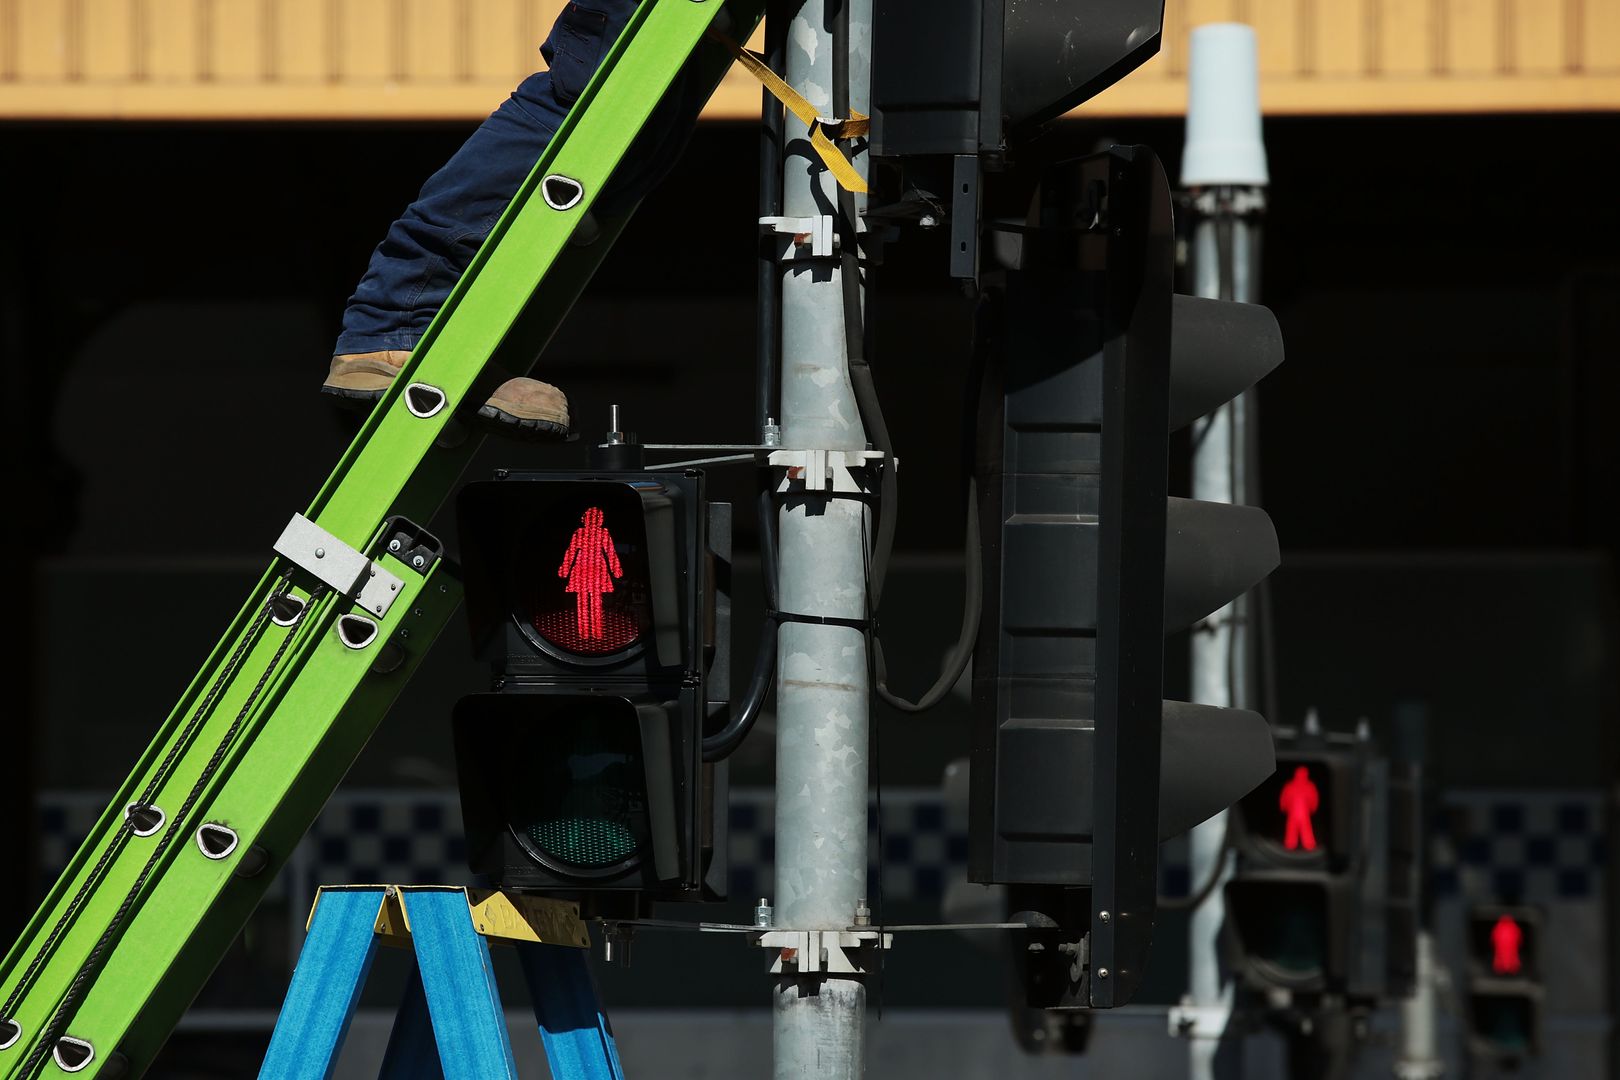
(759, 214), (838, 260)
(755, 929), (893, 975)
(769, 448), (888, 493)
(1167, 998), (1235, 1039)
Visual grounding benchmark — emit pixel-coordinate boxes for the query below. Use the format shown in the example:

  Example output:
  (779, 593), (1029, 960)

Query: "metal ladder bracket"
(273, 513), (406, 618)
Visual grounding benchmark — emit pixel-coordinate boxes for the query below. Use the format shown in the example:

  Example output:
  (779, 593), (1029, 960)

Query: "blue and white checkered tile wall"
(1430, 791), (1606, 903)
(36, 788), (1607, 905)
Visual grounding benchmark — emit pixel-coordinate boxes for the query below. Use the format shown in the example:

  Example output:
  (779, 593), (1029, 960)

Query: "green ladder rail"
(0, 2), (763, 1075)
(258, 886), (617, 1080)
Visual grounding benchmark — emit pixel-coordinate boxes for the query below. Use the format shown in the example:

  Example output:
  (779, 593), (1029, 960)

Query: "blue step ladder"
(259, 885), (623, 1080)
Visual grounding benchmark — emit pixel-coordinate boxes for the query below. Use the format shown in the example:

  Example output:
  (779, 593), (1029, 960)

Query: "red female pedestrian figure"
(1279, 765), (1320, 851)
(558, 507), (622, 642)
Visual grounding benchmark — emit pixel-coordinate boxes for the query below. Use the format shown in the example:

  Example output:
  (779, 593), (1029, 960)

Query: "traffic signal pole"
(1179, 24), (1269, 1080)
(1395, 932), (1445, 1079)
(771, 1), (873, 1076)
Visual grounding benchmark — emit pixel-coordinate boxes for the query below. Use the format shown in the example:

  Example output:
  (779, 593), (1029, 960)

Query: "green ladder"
(0, 2), (762, 1075)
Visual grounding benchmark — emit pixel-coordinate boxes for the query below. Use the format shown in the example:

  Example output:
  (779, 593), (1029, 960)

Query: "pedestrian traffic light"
(1465, 904), (1543, 1062)
(1225, 742), (1360, 993)
(451, 470), (728, 903)
(1225, 721), (1419, 1002)
(968, 144), (1281, 1008)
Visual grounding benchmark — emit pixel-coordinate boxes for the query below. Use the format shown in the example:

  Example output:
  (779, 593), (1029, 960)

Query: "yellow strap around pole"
(713, 34), (869, 194)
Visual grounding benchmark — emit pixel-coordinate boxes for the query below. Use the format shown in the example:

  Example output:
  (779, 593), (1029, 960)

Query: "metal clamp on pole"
(759, 215), (838, 261)
(755, 928), (893, 975)
(272, 514), (407, 618)
(768, 447), (888, 494)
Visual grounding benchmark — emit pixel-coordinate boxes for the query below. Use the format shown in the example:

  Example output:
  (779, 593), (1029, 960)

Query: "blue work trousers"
(335, 0), (699, 355)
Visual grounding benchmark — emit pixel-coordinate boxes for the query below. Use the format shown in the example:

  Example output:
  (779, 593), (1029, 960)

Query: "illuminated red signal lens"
(1491, 915), (1523, 975)
(514, 490), (651, 659)
(1278, 765), (1320, 852)
(537, 505), (639, 655)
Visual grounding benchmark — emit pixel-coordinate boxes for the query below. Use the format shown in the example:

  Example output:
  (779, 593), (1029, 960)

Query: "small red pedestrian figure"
(1278, 765), (1320, 851)
(557, 506), (623, 641)
(1491, 914), (1523, 975)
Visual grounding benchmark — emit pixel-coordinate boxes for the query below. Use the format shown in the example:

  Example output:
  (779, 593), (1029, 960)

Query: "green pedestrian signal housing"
(968, 144), (1282, 1009)
(1466, 904), (1543, 1063)
(1225, 721), (1420, 1003)
(453, 472), (729, 907)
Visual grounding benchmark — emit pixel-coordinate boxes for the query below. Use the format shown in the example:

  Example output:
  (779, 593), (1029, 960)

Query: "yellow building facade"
(1, 0), (1617, 119)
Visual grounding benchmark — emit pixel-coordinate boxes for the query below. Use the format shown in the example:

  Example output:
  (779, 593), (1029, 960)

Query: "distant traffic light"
(451, 471), (727, 902)
(1466, 904), (1543, 1061)
(1226, 745), (1357, 992)
(968, 145), (1280, 1008)
(1225, 723), (1419, 1002)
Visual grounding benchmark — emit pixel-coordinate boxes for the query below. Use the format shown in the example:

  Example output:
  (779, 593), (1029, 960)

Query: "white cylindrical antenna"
(1181, 23), (1270, 188)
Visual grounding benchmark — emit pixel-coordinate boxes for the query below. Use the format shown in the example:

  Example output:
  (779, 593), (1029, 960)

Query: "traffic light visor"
(454, 692), (684, 882)
(1470, 992), (1535, 1054)
(499, 696), (652, 872)
(1226, 879), (1327, 985)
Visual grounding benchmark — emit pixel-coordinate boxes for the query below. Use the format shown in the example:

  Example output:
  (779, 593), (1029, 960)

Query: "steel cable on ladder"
(0, 573), (297, 1050)
(14, 578), (324, 1078)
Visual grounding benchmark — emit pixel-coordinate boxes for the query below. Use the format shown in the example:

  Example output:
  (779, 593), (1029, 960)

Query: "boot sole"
(320, 384), (385, 411)
(475, 403), (571, 441)
(324, 384), (571, 441)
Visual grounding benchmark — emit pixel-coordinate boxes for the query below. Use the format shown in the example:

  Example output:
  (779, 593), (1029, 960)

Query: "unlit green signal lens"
(512, 706), (650, 872)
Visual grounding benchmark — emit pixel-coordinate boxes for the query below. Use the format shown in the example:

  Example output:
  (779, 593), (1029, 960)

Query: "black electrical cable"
(703, 482), (780, 761)
(828, 6), (981, 715)
(836, 0), (885, 1013)
(754, 0), (784, 437)
(1156, 814), (1233, 911)
(700, 2), (786, 763)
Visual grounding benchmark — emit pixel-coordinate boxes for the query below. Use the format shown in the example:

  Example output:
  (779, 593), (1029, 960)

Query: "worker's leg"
(325, 0), (702, 435)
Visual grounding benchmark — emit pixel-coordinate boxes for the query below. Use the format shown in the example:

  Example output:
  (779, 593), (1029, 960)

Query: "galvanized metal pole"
(1180, 23), (1269, 1080)
(1394, 931), (1447, 1079)
(771, 1), (872, 1077)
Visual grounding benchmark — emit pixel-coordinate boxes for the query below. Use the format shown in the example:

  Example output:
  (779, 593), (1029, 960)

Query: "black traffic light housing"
(1225, 724), (1419, 1002)
(452, 470), (727, 902)
(870, 0), (1167, 277)
(871, 0), (1164, 158)
(969, 146), (1280, 1008)
(1466, 904), (1543, 1062)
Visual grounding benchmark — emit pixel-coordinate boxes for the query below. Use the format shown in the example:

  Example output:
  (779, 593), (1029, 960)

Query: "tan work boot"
(322, 350), (571, 440)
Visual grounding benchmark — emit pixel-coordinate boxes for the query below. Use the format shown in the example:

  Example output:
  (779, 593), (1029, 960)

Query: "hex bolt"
(412, 555), (427, 569)
(853, 899), (871, 927)
(388, 538), (403, 553)
(754, 898), (774, 928)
